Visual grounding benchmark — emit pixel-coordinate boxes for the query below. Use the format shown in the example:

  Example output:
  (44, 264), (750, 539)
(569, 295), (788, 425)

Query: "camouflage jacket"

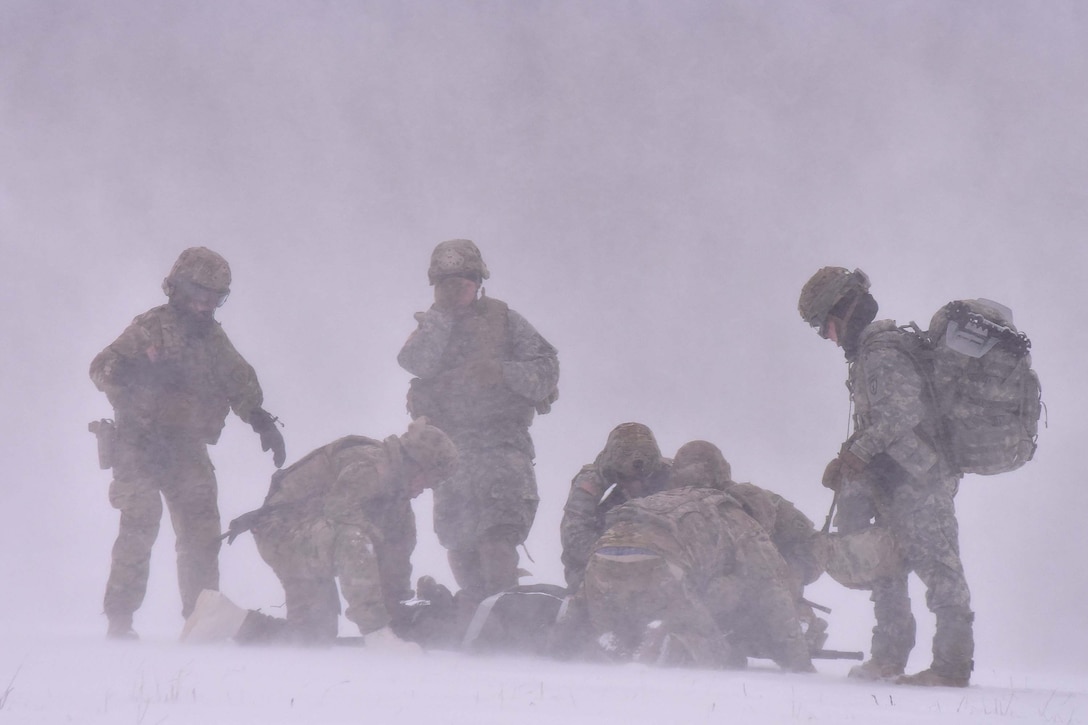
(845, 320), (942, 479)
(595, 487), (759, 594)
(254, 435), (417, 612)
(559, 461), (672, 588)
(397, 295), (559, 453)
(262, 435), (416, 537)
(727, 482), (822, 589)
(90, 304), (264, 443)
(593, 486), (803, 654)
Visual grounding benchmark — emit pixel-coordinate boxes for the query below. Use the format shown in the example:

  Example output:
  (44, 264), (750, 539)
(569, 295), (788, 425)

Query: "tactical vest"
(117, 306), (242, 442)
(408, 297), (535, 432)
(440, 296), (511, 370)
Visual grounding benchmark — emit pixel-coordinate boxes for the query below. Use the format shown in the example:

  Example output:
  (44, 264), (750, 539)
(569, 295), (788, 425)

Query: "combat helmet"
(822, 526), (901, 590)
(162, 247), (232, 305)
(669, 440), (732, 490)
(596, 422), (664, 483)
(401, 417), (460, 481)
(798, 267), (870, 334)
(427, 239), (490, 285)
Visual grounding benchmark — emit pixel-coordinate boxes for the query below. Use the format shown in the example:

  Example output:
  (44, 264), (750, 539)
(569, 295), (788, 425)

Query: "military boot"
(234, 609), (290, 645)
(848, 658), (904, 681)
(854, 578), (914, 681)
(898, 607), (973, 688)
(896, 668), (970, 688)
(106, 614), (139, 641)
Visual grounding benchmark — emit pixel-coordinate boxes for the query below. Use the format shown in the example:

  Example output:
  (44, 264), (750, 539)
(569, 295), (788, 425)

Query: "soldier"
(559, 422), (672, 590)
(90, 247), (285, 639)
(397, 240), (559, 613)
(573, 471), (814, 672)
(798, 266), (973, 687)
(669, 440), (829, 658)
(181, 418), (459, 647)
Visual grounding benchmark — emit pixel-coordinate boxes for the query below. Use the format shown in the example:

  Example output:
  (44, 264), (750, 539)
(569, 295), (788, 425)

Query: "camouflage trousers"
(581, 548), (734, 668)
(253, 516), (392, 642)
(836, 457), (973, 677)
(703, 510), (815, 671)
(104, 434), (220, 621)
(434, 443), (538, 600)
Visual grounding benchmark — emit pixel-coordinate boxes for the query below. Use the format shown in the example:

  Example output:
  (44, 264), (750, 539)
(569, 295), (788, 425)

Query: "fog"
(2, 0), (1086, 686)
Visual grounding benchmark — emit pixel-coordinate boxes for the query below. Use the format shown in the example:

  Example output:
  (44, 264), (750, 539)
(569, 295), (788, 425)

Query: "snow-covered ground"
(4, 3), (1087, 723)
(1, 631), (1084, 724)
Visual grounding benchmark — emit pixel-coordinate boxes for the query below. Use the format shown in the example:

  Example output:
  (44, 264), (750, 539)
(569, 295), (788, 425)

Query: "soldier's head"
(669, 440), (733, 491)
(428, 239), (489, 312)
(163, 247), (232, 321)
(400, 417), (460, 498)
(798, 267), (878, 357)
(596, 422), (664, 499)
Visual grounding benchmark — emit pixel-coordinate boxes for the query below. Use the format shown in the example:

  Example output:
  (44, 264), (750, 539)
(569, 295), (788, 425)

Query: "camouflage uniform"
(669, 439), (827, 660)
(835, 319), (973, 679)
(559, 462), (671, 590)
(398, 241), (559, 603)
(90, 250), (279, 632)
(728, 483), (823, 592)
(579, 487), (813, 671)
(725, 482), (828, 654)
(243, 436), (419, 643)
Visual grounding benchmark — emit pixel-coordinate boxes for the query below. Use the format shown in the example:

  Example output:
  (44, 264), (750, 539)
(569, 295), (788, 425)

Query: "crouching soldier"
(559, 422), (672, 591)
(670, 441), (829, 660)
(559, 457), (815, 672)
(180, 418), (458, 648)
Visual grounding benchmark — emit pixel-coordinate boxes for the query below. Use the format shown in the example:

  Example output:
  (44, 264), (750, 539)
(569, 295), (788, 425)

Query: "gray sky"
(2, 1), (1085, 673)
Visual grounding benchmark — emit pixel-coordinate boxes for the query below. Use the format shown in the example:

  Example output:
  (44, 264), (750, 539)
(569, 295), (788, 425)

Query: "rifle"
(812, 648), (864, 661)
(219, 507), (267, 544)
(801, 597), (832, 615)
(798, 597), (862, 659)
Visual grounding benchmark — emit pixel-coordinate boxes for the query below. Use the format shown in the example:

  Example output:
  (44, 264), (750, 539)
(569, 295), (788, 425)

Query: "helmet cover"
(822, 526), (901, 590)
(401, 417), (460, 481)
(596, 422), (663, 483)
(163, 247), (232, 299)
(798, 267), (870, 332)
(427, 239), (490, 285)
(669, 440), (732, 490)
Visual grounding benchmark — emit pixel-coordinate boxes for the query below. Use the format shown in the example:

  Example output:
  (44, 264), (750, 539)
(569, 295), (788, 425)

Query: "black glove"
(250, 408), (286, 468)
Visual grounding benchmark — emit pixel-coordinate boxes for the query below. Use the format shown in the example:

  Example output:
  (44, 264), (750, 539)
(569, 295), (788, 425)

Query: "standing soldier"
(180, 418), (459, 648)
(90, 247), (286, 639)
(397, 239), (559, 614)
(559, 422), (672, 590)
(797, 267), (973, 687)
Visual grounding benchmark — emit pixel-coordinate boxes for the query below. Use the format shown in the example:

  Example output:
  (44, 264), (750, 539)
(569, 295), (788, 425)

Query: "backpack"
(908, 298), (1042, 476)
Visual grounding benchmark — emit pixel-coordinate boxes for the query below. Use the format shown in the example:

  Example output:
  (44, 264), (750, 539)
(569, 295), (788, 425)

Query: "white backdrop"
(2, 0), (1085, 678)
